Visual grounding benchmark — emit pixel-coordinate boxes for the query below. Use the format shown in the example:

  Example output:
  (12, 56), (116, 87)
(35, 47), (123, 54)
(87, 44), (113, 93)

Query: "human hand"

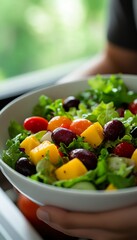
(17, 193), (76, 240)
(37, 204), (137, 240)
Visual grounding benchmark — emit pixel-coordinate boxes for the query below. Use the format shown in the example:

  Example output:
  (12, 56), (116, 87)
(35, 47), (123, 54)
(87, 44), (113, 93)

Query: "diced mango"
(29, 140), (60, 165)
(81, 122), (104, 148)
(131, 149), (137, 167)
(55, 158), (88, 180)
(105, 184), (117, 191)
(20, 135), (40, 156)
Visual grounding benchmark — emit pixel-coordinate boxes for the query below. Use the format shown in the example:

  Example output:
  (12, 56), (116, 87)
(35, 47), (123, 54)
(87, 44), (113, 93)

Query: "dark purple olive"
(69, 148), (97, 170)
(51, 127), (77, 146)
(15, 157), (36, 176)
(104, 120), (125, 141)
(63, 96), (80, 111)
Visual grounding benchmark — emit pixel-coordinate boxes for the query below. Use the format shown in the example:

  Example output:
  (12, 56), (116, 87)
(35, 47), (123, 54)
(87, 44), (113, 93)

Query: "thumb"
(37, 206), (67, 225)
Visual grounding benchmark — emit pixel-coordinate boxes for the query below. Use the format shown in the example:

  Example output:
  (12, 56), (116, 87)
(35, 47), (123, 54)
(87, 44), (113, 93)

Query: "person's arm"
(59, 42), (137, 83)
(86, 42), (137, 75)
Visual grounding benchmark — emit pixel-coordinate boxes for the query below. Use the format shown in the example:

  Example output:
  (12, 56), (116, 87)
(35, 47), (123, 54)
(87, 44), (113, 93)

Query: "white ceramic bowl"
(1, 74), (137, 212)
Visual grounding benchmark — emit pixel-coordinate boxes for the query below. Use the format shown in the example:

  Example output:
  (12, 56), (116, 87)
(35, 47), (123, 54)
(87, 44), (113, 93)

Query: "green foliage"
(0, 0), (108, 79)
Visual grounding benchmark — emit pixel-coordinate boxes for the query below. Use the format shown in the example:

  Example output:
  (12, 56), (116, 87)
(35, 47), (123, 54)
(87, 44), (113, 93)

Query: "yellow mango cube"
(81, 122), (104, 148)
(105, 184), (117, 191)
(20, 135), (40, 156)
(29, 140), (60, 165)
(131, 149), (137, 168)
(55, 158), (88, 180)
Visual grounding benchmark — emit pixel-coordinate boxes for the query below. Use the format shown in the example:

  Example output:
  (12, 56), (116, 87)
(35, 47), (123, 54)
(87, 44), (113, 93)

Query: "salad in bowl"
(0, 74), (137, 212)
(1, 74), (137, 191)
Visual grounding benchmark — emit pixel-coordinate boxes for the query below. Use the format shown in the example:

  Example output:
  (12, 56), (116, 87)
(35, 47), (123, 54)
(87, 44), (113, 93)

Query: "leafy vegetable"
(108, 174), (136, 189)
(8, 120), (29, 139)
(32, 95), (53, 120)
(2, 134), (27, 168)
(59, 136), (94, 156)
(87, 101), (119, 126)
(87, 75), (137, 107)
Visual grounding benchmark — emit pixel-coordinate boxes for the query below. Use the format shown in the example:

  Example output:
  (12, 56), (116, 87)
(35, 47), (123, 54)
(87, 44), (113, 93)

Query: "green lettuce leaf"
(88, 75), (137, 107)
(59, 136), (94, 156)
(108, 174), (136, 189)
(87, 101), (119, 125)
(2, 133), (27, 169)
(8, 120), (29, 139)
(32, 95), (53, 120)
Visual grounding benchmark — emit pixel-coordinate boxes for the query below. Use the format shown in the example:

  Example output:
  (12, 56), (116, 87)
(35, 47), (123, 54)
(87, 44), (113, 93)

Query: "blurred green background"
(0, 0), (108, 81)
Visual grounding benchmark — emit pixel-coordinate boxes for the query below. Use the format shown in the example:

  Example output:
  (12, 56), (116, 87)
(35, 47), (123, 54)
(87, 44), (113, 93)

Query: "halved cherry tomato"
(47, 116), (72, 131)
(69, 118), (92, 135)
(24, 116), (48, 133)
(128, 99), (137, 115)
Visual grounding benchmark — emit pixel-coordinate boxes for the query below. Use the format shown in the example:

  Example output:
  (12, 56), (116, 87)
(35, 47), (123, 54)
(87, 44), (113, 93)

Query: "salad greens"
(2, 74), (137, 191)
(2, 133), (28, 168)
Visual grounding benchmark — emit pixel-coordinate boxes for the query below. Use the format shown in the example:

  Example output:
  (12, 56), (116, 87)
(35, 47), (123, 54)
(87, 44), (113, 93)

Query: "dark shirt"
(107, 0), (137, 50)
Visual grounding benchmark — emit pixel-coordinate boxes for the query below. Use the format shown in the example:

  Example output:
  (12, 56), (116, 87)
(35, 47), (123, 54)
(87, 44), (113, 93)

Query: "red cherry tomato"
(69, 118), (92, 135)
(128, 99), (137, 115)
(113, 142), (135, 158)
(24, 116), (48, 133)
